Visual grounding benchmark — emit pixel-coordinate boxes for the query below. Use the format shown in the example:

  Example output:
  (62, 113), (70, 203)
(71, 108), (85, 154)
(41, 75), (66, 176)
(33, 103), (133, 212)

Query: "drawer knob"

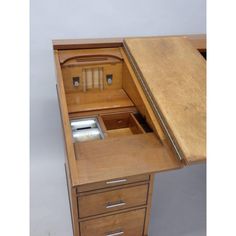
(106, 230), (124, 236)
(106, 200), (126, 209)
(106, 179), (127, 184)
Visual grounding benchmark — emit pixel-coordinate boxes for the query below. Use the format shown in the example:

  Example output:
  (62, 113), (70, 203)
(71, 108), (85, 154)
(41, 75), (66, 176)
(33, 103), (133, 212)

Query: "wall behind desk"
(30, 0), (206, 235)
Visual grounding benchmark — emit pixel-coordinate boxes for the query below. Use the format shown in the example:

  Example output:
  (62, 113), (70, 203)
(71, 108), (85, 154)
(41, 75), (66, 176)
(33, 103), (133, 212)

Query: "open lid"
(124, 36), (206, 164)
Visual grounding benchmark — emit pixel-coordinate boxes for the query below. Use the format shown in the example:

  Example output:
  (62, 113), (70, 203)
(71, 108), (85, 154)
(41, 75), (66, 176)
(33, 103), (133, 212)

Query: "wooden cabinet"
(77, 176), (151, 236)
(80, 208), (146, 236)
(77, 174), (149, 193)
(78, 184), (148, 218)
(53, 35), (206, 236)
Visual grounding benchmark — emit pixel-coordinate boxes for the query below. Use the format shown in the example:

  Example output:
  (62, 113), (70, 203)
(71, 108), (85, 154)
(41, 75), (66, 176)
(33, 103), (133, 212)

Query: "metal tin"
(70, 117), (104, 142)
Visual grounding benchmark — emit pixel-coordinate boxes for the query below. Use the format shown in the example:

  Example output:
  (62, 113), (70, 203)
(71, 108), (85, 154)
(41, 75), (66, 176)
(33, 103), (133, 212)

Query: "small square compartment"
(70, 117), (104, 142)
(101, 113), (148, 138)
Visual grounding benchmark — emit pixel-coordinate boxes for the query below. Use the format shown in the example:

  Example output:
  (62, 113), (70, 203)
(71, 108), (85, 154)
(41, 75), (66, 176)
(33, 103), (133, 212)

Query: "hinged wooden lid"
(124, 36), (206, 164)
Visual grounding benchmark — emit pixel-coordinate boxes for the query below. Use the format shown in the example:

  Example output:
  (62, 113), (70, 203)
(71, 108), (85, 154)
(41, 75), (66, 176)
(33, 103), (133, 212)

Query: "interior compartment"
(70, 112), (152, 142)
(71, 117), (104, 142)
(60, 48), (135, 114)
(58, 47), (156, 143)
(101, 112), (146, 138)
(55, 42), (183, 186)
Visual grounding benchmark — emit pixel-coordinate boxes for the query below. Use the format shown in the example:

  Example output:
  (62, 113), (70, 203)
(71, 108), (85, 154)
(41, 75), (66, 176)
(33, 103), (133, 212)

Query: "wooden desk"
(53, 34), (206, 236)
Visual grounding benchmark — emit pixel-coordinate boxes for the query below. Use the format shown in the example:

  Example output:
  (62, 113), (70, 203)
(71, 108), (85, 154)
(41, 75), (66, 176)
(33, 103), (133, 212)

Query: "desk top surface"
(74, 133), (182, 185)
(124, 37), (206, 164)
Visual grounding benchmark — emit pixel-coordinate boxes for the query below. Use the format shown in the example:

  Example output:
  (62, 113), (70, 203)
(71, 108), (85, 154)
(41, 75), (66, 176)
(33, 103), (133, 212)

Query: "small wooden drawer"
(78, 184), (148, 218)
(77, 174), (149, 193)
(80, 208), (145, 236)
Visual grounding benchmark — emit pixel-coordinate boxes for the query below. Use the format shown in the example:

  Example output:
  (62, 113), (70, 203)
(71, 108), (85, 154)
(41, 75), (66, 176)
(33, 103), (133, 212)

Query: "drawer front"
(78, 184), (148, 218)
(77, 174), (149, 193)
(80, 208), (145, 236)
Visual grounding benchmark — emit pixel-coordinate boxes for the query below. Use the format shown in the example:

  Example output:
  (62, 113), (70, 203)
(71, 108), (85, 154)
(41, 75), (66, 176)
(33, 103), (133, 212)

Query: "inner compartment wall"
(62, 62), (123, 93)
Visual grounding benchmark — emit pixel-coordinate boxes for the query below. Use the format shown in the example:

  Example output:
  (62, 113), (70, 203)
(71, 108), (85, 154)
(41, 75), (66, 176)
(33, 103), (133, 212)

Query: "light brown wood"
(69, 106), (137, 119)
(78, 184), (148, 218)
(66, 89), (134, 113)
(97, 115), (108, 134)
(54, 51), (79, 186)
(58, 47), (123, 64)
(62, 57), (121, 68)
(101, 112), (132, 130)
(53, 34), (206, 51)
(62, 62), (123, 93)
(106, 128), (133, 138)
(65, 164), (80, 236)
(77, 174), (149, 193)
(74, 133), (182, 185)
(144, 174), (155, 235)
(53, 37), (124, 50)
(79, 206), (146, 223)
(125, 34), (207, 53)
(124, 37), (206, 164)
(80, 208), (146, 236)
(129, 113), (146, 134)
(186, 34), (206, 52)
(101, 112), (144, 135)
(78, 180), (149, 197)
(121, 49), (166, 141)
(53, 35), (206, 236)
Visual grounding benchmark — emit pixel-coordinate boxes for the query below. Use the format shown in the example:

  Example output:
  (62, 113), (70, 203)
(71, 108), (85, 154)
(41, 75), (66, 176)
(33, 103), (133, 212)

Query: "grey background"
(30, 0), (206, 235)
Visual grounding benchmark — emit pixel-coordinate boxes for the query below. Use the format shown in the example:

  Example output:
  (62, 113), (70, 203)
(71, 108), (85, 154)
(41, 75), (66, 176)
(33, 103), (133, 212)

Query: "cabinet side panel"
(143, 174), (155, 236)
(65, 164), (80, 236)
(54, 50), (79, 186)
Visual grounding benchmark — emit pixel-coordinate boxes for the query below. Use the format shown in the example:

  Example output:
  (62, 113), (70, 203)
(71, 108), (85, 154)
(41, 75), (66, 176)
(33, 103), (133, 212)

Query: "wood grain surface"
(66, 89), (134, 113)
(74, 133), (182, 185)
(124, 37), (206, 164)
(78, 184), (148, 218)
(77, 174), (149, 193)
(53, 34), (206, 51)
(80, 208), (145, 236)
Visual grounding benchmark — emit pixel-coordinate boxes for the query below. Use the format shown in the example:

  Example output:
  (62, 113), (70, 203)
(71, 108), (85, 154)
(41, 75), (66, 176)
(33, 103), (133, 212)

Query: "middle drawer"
(78, 184), (148, 218)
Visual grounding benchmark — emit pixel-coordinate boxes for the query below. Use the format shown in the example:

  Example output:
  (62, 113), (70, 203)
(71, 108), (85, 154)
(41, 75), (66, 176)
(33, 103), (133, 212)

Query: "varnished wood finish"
(78, 180), (149, 197)
(78, 184), (148, 218)
(54, 51), (79, 185)
(74, 133), (182, 185)
(69, 107), (137, 119)
(53, 38), (124, 50)
(186, 34), (206, 52)
(65, 163), (80, 236)
(106, 128), (133, 138)
(80, 208), (146, 236)
(78, 206), (146, 223)
(101, 112), (144, 135)
(62, 61), (123, 93)
(124, 37), (206, 164)
(54, 35), (206, 236)
(129, 113), (146, 134)
(58, 47), (123, 64)
(121, 51), (166, 141)
(101, 112), (132, 130)
(144, 174), (155, 235)
(77, 174), (149, 193)
(66, 89), (134, 113)
(125, 34), (207, 53)
(53, 34), (206, 51)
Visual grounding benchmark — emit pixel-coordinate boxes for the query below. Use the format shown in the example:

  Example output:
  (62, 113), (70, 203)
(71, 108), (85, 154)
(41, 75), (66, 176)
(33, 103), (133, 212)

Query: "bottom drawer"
(80, 208), (145, 236)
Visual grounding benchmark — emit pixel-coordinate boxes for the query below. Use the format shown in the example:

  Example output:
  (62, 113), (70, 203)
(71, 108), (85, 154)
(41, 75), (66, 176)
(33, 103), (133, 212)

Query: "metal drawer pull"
(106, 230), (124, 236)
(106, 200), (126, 209)
(106, 179), (127, 184)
